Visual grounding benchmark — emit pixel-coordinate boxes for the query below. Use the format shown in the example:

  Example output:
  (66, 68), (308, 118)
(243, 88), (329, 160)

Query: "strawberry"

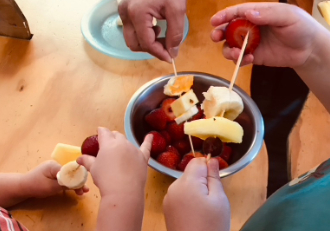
(167, 122), (185, 141)
(148, 131), (167, 158)
(177, 152), (204, 171)
(145, 109), (168, 131)
(191, 136), (203, 150)
(160, 131), (172, 145)
(177, 153), (195, 171)
(225, 18), (261, 54)
(166, 145), (180, 156)
(81, 135), (99, 157)
(221, 144), (232, 162)
(215, 156), (229, 170)
(190, 106), (203, 121)
(161, 98), (176, 122)
(173, 139), (191, 156)
(157, 151), (181, 169)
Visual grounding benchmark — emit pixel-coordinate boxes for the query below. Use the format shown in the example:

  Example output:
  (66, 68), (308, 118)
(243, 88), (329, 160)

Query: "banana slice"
(202, 86), (243, 121)
(318, 1), (330, 26)
(51, 143), (82, 166)
(175, 105), (199, 124)
(184, 117), (243, 143)
(171, 89), (199, 117)
(57, 161), (88, 189)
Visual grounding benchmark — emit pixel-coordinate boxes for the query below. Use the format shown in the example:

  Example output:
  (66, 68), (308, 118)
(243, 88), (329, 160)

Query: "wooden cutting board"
(0, 0), (32, 40)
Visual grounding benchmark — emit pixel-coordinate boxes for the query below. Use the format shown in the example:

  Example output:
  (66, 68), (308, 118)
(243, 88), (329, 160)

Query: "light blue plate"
(81, 0), (190, 60)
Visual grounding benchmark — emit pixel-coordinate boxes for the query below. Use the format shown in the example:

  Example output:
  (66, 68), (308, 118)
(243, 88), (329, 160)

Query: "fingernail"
(98, 127), (107, 135)
(211, 12), (225, 22)
(248, 10), (260, 17)
(169, 46), (179, 58)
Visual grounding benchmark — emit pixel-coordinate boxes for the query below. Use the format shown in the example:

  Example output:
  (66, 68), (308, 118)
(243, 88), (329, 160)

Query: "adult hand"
(118, 0), (187, 62)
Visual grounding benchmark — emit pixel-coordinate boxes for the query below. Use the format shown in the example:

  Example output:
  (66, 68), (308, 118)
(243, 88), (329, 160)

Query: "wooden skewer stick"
(171, 59), (195, 157)
(172, 58), (178, 77)
(219, 31), (250, 117)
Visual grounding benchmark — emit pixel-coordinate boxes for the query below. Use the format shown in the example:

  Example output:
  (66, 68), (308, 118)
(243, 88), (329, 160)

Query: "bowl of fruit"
(124, 72), (264, 178)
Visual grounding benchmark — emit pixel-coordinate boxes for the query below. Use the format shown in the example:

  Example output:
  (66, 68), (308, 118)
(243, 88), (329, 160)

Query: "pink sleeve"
(0, 207), (29, 231)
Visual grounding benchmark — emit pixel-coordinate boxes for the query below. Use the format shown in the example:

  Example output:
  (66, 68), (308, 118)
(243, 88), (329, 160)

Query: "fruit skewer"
(171, 58), (196, 157)
(219, 31), (249, 117)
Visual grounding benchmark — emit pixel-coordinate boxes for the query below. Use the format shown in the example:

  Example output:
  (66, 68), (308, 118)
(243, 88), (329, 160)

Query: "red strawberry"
(191, 136), (203, 150)
(225, 18), (261, 54)
(145, 109), (168, 131)
(166, 145), (180, 156)
(160, 131), (172, 145)
(81, 135), (99, 157)
(161, 98), (176, 122)
(167, 122), (185, 141)
(215, 156), (229, 170)
(157, 151), (181, 169)
(193, 152), (205, 158)
(177, 154), (195, 171)
(221, 145), (233, 162)
(190, 106), (203, 121)
(148, 131), (167, 158)
(173, 139), (191, 156)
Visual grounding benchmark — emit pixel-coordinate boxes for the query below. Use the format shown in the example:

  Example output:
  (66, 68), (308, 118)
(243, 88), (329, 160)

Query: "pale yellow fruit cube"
(51, 143), (82, 166)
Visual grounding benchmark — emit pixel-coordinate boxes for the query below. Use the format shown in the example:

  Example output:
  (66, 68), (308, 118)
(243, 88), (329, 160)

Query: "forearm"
(0, 173), (29, 208)
(96, 191), (145, 231)
(294, 26), (330, 113)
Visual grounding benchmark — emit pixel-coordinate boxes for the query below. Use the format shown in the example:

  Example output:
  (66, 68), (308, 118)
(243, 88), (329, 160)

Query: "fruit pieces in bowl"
(143, 74), (244, 171)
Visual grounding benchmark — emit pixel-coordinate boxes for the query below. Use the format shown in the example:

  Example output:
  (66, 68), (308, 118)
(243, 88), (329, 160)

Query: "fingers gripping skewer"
(219, 32), (249, 117)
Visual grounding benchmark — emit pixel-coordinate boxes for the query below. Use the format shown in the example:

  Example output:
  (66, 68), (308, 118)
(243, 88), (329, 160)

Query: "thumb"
(45, 160), (62, 179)
(165, 4), (186, 58)
(207, 158), (224, 195)
(76, 155), (96, 171)
(140, 134), (153, 161)
(183, 158), (208, 179)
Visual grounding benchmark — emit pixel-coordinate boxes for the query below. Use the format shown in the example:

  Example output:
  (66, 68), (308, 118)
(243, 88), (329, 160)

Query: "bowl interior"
(130, 73), (259, 165)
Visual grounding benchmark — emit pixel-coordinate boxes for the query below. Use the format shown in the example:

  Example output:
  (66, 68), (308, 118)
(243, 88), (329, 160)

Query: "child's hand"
(163, 158), (230, 231)
(77, 127), (153, 197)
(23, 161), (89, 198)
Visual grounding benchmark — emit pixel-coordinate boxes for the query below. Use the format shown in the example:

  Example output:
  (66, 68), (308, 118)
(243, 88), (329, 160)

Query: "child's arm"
(77, 128), (153, 231)
(0, 173), (28, 208)
(0, 161), (89, 208)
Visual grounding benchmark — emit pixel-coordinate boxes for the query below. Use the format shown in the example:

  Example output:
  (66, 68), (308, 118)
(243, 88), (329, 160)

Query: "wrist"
(294, 26), (330, 74)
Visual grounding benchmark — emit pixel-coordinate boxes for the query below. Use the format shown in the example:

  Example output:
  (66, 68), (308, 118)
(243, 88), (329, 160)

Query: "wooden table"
(0, 0), (272, 230)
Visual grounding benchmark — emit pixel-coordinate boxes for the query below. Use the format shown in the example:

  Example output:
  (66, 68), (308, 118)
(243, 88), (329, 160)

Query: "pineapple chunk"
(51, 143), (82, 166)
(184, 117), (244, 143)
(171, 89), (199, 117)
(175, 105), (199, 124)
(318, 1), (330, 26)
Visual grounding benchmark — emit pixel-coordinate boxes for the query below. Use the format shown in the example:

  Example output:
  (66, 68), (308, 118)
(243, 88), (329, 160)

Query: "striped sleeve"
(0, 208), (29, 231)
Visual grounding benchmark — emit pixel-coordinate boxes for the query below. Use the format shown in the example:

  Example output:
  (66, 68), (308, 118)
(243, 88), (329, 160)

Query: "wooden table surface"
(0, 0), (273, 230)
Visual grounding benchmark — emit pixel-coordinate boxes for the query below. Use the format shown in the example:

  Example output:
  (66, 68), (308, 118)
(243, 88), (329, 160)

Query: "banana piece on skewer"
(57, 161), (88, 189)
(202, 86), (243, 121)
(318, 1), (330, 26)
